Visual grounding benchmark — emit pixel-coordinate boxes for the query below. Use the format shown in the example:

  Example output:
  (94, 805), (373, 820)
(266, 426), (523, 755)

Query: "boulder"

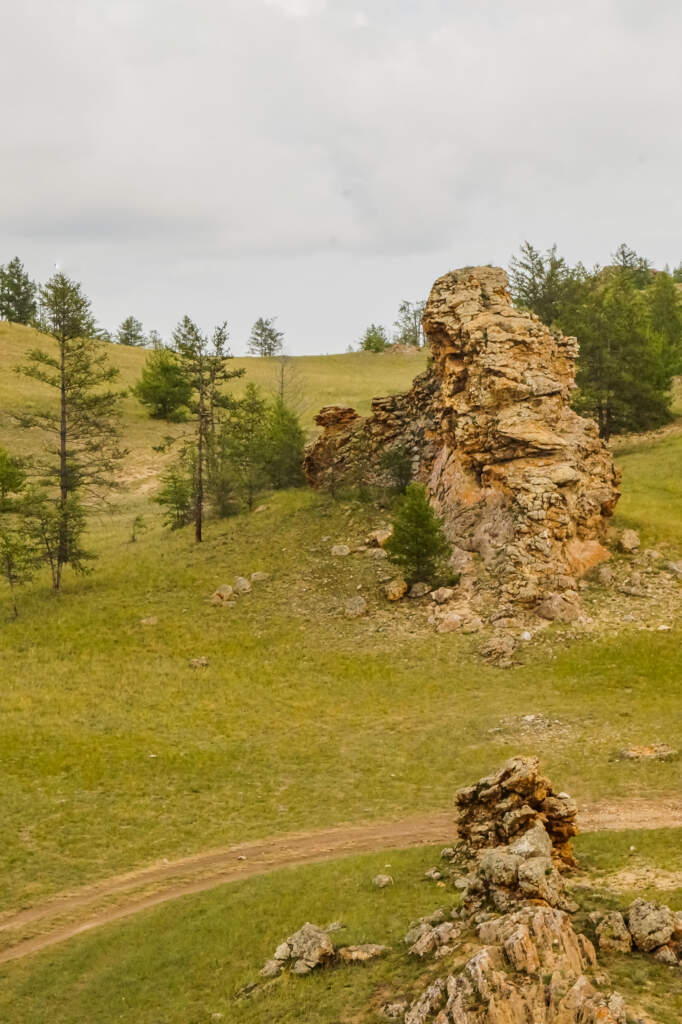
(385, 579), (408, 601)
(372, 874), (393, 888)
(431, 587), (454, 604)
(262, 922), (335, 976)
(331, 544), (351, 557)
(344, 596), (368, 618)
(626, 898), (676, 952)
(437, 612), (463, 633)
(536, 592), (580, 622)
(188, 656), (209, 669)
(408, 582), (430, 598)
(336, 944), (389, 963)
(251, 571), (269, 582)
(234, 577), (251, 595)
(366, 527), (393, 548)
(619, 529), (641, 554)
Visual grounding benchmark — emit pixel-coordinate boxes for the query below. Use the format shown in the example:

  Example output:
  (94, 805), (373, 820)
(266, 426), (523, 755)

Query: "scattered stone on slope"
(536, 591), (581, 622)
(140, 616), (158, 626)
(366, 527), (393, 548)
(234, 576), (252, 595)
(479, 631), (517, 668)
(211, 584), (234, 603)
(251, 571), (270, 582)
(408, 582), (430, 598)
(331, 544), (351, 557)
(385, 579), (408, 601)
(344, 595), (368, 618)
(430, 587), (454, 604)
(372, 873), (394, 888)
(619, 529), (641, 554)
(619, 744), (677, 762)
(596, 912), (633, 953)
(305, 266), (620, 613)
(261, 922), (334, 977)
(337, 944), (389, 963)
(626, 899), (676, 952)
(188, 656), (209, 669)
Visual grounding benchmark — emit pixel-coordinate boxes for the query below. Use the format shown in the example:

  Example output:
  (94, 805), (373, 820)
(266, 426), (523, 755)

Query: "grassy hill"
(0, 322), (681, 1021)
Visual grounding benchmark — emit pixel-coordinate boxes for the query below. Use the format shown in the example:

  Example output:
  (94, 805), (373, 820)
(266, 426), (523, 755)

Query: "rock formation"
(454, 756), (578, 868)
(393, 758), (647, 1024)
(305, 266), (620, 609)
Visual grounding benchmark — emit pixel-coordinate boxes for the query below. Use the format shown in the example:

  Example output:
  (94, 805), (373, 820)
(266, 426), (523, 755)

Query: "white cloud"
(1, 0), (681, 351)
(264, 0), (327, 16)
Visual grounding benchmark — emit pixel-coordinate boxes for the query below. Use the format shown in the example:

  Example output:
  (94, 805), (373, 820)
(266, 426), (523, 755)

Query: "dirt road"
(0, 797), (679, 966)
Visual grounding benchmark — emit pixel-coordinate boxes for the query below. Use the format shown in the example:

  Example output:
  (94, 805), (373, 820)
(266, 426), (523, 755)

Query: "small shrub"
(384, 482), (451, 583)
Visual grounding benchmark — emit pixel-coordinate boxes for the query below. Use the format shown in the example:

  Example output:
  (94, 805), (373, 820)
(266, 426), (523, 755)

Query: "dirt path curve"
(0, 797), (680, 967)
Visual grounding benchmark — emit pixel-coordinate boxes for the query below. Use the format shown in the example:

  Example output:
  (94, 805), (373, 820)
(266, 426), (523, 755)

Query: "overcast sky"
(2, 0), (681, 354)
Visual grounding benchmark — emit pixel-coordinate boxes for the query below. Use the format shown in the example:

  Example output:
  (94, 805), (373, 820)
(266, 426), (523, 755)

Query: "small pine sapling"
(384, 482), (451, 583)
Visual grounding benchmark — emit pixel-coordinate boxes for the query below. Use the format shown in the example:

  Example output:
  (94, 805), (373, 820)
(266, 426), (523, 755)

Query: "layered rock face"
(455, 756), (578, 868)
(305, 267), (620, 607)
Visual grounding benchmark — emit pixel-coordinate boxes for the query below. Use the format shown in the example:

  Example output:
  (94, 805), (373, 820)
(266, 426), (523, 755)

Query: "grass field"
(0, 322), (681, 1019)
(0, 831), (680, 1024)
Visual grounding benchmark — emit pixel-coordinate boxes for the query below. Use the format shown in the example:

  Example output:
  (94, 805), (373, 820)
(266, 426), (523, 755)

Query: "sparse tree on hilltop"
(116, 315), (146, 346)
(508, 242), (574, 325)
(393, 300), (425, 348)
(0, 257), (37, 325)
(611, 243), (652, 289)
(248, 316), (284, 357)
(170, 316), (244, 541)
(272, 354), (305, 412)
(16, 272), (125, 590)
(359, 323), (390, 352)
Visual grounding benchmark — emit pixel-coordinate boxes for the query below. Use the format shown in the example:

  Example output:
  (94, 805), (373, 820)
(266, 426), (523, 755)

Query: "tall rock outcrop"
(305, 267), (620, 608)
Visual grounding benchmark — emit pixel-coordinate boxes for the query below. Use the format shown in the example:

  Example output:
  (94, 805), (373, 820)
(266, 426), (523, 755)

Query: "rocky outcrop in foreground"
(455, 755), (578, 867)
(393, 757), (652, 1024)
(306, 267), (620, 610)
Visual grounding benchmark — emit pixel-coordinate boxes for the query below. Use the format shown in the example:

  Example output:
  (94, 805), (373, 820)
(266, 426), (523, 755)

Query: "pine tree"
(359, 323), (389, 352)
(171, 317), (243, 541)
(646, 271), (682, 376)
(134, 347), (193, 420)
(611, 243), (652, 289)
(116, 315), (146, 346)
(0, 257), (37, 324)
(217, 384), (269, 510)
(265, 398), (305, 489)
(154, 444), (197, 530)
(384, 483), (451, 583)
(0, 448), (26, 511)
(508, 242), (573, 324)
(566, 271), (673, 439)
(16, 272), (125, 590)
(0, 447), (37, 617)
(248, 316), (284, 357)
